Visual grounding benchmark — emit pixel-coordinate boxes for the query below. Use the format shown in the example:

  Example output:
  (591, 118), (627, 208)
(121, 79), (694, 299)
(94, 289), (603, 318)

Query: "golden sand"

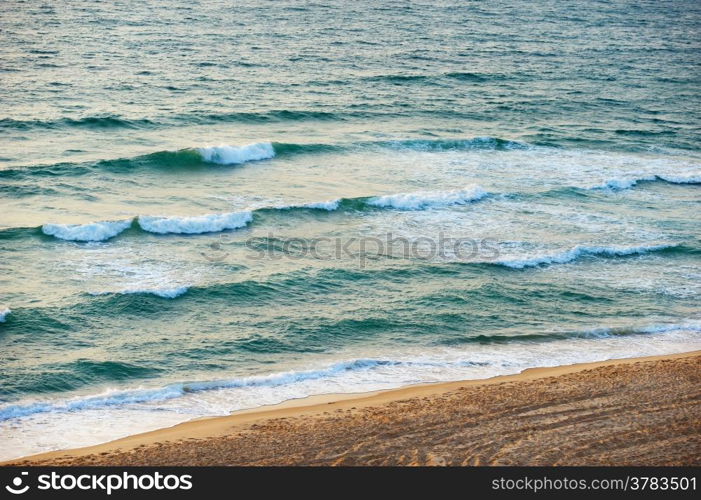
(7, 351), (700, 466)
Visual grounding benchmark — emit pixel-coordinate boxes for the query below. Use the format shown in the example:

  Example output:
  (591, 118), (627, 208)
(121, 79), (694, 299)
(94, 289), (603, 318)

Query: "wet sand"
(6, 351), (701, 466)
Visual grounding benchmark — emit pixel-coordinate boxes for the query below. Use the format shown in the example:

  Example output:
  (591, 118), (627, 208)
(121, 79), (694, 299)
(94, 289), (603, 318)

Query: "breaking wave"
(493, 243), (677, 269)
(137, 211), (253, 235)
(41, 220), (133, 242)
(367, 185), (488, 210)
(197, 142), (275, 165)
(590, 173), (701, 191)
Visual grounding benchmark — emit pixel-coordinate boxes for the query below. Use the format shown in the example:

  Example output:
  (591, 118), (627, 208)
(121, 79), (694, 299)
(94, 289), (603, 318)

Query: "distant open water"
(0, 0), (700, 460)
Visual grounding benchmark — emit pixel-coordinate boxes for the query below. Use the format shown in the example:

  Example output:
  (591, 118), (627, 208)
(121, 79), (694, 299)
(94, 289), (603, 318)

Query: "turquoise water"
(1, 0), (700, 459)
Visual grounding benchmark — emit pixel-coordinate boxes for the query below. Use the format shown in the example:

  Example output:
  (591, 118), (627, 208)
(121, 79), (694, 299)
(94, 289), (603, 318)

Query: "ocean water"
(1, 0), (700, 460)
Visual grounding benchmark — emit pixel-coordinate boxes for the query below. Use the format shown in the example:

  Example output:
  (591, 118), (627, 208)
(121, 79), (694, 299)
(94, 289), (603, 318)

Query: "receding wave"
(0, 359), (441, 420)
(493, 243), (677, 269)
(3, 319), (699, 421)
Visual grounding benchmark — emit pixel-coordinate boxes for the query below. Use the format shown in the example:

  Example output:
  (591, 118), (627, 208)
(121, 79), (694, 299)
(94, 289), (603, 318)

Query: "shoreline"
(5, 349), (701, 466)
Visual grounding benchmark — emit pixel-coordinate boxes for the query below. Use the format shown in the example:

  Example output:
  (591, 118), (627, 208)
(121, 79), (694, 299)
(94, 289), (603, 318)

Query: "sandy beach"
(6, 351), (700, 466)
(4, 0), (701, 474)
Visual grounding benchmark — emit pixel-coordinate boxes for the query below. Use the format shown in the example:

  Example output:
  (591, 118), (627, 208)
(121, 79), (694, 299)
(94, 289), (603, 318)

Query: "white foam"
(138, 211), (252, 235)
(42, 220), (132, 242)
(5, 319), (697, 423)
(2, 319), (700, 461)
(197, 142), (275, 165)
(0, 359), (415, 421)
(367, 185), (487, 210)
(634, 321), (701, 334)
(495, 243), (674, 269)
(591, 173), (701, 191)
(0, 308), (10, 322)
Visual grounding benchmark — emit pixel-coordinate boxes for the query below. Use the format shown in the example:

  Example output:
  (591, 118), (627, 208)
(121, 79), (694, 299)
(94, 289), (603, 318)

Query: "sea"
(1, 0), (699, 460)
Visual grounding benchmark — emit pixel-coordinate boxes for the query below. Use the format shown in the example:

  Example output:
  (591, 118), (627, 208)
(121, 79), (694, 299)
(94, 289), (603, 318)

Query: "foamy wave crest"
(592, 173), (701, 191)
(197, 142), (275, 165)
(495, 243), (675, 269)
(367, 185), (487, 210)
(89, 287), (189, 299)
(42, 220), (132, 242)
(138, 211), (252, 235)
(0, 358), (479, 421)
(2, 319), (698, 423)
(0, 308), (10, 322)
